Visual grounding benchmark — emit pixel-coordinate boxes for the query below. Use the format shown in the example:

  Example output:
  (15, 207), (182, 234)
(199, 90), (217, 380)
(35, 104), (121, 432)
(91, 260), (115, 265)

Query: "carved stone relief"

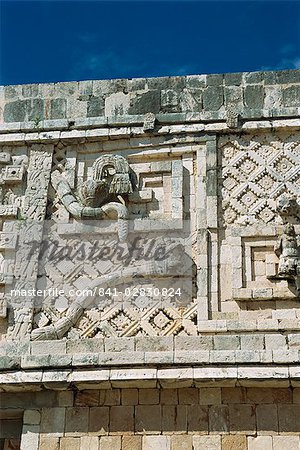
(220, 132), (300, 225)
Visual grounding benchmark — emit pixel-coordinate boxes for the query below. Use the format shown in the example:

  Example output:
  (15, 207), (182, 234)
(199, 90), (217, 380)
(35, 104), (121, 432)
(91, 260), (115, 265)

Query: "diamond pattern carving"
(220, 132), (300, 224)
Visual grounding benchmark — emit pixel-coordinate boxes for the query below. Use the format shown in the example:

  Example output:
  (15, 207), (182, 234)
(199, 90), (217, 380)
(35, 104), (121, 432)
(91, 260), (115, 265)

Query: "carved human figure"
(274, 223), (299, 279)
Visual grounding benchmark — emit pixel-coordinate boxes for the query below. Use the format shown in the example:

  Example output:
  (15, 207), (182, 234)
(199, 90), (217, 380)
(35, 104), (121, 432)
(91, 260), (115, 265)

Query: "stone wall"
(1, 69), (300, 125)
(2, 387), (300, 450)
(1, 69), (300, 449)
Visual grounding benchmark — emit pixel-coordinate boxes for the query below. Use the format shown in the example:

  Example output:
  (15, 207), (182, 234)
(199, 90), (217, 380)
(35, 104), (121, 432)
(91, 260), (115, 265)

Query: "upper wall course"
(1, 70), (300, 123)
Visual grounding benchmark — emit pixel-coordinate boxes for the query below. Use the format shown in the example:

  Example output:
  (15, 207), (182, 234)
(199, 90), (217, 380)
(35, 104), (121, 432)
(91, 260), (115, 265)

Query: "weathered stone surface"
(99, 436), (121, 450)
(79, 436), (99, 450)
(65, 407), (89, 436)
(89, 406), (109, 435)
(187, 405), (208, 434)
(110, 406), (134, 434)
(248, 436), (272, 449)
(143, 436), (170, 450)
(4, 100), (28, 122)
(139, 389), (160, 405)
(256, 404), (278, 434)
(40, 408), (65, 437)
(23, 409), (41, 425)
(50, 98), (67, 119)
(193, 435), (221, 450)
(39, 436), (60, 450)
(203, 87), (223, 110)
(170, 436), (192, 450)
(135, 405), (161, 434)
(122, 435), (142, 450)
(60, 437), (80, 450)
(244, 85), (264, 109)
(209, 405), (229, 433)
(222, 435), (247, 450)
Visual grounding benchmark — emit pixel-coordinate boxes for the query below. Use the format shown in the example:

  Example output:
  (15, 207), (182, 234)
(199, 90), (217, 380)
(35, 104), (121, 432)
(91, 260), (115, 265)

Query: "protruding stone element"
(143, 112), (156, 131)
(274, 224), (299, 281)
(226, 104), (241, 128)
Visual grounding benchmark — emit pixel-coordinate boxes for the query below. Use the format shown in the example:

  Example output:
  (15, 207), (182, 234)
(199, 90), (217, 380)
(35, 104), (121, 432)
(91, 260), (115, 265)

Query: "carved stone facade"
(1, 70), (300, 449)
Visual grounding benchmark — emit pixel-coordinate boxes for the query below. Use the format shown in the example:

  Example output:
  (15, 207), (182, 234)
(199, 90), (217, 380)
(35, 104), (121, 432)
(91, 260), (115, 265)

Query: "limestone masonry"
(1, 69), (300, 449)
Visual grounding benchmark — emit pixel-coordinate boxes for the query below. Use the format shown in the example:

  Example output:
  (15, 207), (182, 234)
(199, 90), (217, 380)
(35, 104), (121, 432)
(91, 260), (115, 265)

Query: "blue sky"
(1, 1), (300, 85)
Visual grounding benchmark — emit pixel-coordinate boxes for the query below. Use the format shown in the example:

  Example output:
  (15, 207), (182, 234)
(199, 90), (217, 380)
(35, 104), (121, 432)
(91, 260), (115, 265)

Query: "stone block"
(143, 436), (171, 450)
(20, 425), (40, 450)
(50, 98), (66, 119)
(161, 90), (179, 107)
(221, 387), (246, 404)
(121, 389), (138, 405)
(60, 438), (80, 450)
(99, 436), (121, 450)
(209, 405), (229, 433)
(235, 351), (260, 363)
(57, 391), (74, 407)
(206, 74), (223, 86)
(283, 85), (300, 107)
(256, 404), (278, 434)
(158, 368), (193, 388)
(244, 72), (263, 84)
(247, 436), (272, 450)
(110, 406), (134, 434)
(89, 406), (109, 435)
(240, 334), (265, 351)
(122, 436), (142, 450)
(246, 387), (292, 404)
(170, 435), (193, 450)
(193, 435), (221, 450)
(23, 409), (41, 425)
(210, 350), (235, 364)
(139, 389), (160, 405)
(265, 334), (287, 350)
(200, 388), (221, 405)
(273, 349), (299, 363)
(288, 334), (300, 347)
(65, 407), (89, 436)
(229, 404), (256, 434)
(145, 352), (174, 364)
(135, 405), (161, 434)
(160, 389), (178, 405)
(0, 356), (20, 370)
(66, 339), (104, 354)
(135, 336), (173, 352)
(4, 100), (28, 122)
(278, 404), (300, 432)
(221, 435), (247, 450)
(213, 335), (240, 350)
(162, 405), (187, 433)
(272, 436), (300, 450)
(224, 73), (243, 86)
(175, 336), (213, 351)
(79, 436), (98, 450)
(27, 99), (44, 121)
(105, 338), (134, 352)
(40, 407), (65, 437)
(293, 388), (300, 403)
(31, 340), (66, 355)
(203, 87), (224, 111)
(74, 390), (99, 407)
(244, 85), (264, 109)
(39, 436), (60, 450)
(187, 405), (208, 434)
(177, 388), (199, 405)
(99, 389), (121, 406)
(128, 91), (161, 115)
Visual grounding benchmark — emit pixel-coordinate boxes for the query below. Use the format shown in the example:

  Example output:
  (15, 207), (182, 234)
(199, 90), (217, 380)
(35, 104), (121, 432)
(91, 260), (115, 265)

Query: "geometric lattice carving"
(220, 132), (300, 224)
